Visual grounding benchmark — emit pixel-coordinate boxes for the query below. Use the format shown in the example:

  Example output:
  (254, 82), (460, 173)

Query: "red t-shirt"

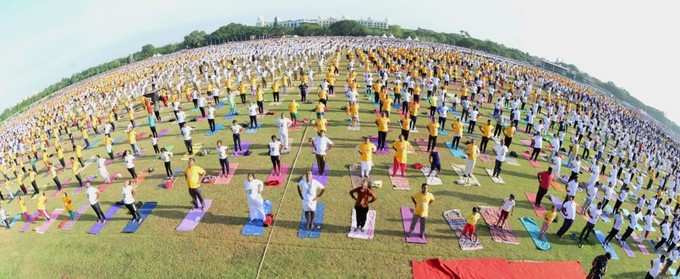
(538, 171), (553, 189)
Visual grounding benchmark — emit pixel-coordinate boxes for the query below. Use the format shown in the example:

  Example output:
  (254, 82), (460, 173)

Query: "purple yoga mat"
(21, 212), (40, 232)
(176, 199), (213, 232)
(369, 136), (389, 155)
(35, 209), (64, 234)
(87, 204), (122, 235)
(401, 207), (427, 244)
(233, 141), (251, 157)
(311, 162), (329, 185)
(59, 203), (89, 230)
(159, 128), (170, 137)
(618, 239), (636, 257)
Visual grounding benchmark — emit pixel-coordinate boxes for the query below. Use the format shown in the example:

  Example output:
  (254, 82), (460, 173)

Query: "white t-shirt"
(161, 151), (173, 162)
(181, 126), (193, 140)
(125, 154), (135, 169)
(312, 136), (334, 155)
(244, 179), (264, 200)
(587, 205), (602, 224)
(650, 257), (662, 277)
(278, 118), (292, 134)
(533, 135), (543, 148)
(86, 186), (99, 205)
(208, 107), (216, 119)
(567, 180), (579, 197)
(248, 105), (258, 116)
(562, 200), (576, 220)
(122, 185), (135, 204)
(494, 144), (508, 162)
(298, 178), (325, 211)
(501, 198), (515, 212)
(217, 145), (228, 159)
(269, 141), (281, 156)
(231, 124), (241, 134)
(177, 111), (186, 123)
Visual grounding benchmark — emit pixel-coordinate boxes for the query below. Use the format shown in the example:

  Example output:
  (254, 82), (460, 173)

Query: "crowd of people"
(0, 36), (678, 278)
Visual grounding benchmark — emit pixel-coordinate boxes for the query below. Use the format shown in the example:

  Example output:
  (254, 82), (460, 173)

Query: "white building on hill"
(256, 16), (389, 29)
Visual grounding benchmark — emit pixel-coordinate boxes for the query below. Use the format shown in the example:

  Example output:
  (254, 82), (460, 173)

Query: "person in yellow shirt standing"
(255, 85), (265, 114)
(400, 114), (411, 141)
(479, 119), (493, 153)
(18, 196), (30, 222)
(357, 137), (377, 178)
(375, 112), (390, 151)
(426, 118), (440, 152)
(15, 171), (28, 195)
(185, 158), (207, 210)
(464, 139), (479, 178)
(75, 144), (84, 167)
(62, 192), (75, 220)
(272, 79), (281, 104)
(347, 102), (360, 130)
(503, 124), (516, 148)
(408, 101), (420, 132)
(127, 127), (140, 155)
(408, 183), (435, 238)
(36, 192), (51, 221)
(313, 116), (327, 134)
(28, 169), (40, 196)
(450, 117), (463, 150)
(288, 99), (299, 126)
(462, 206), (481, 242)
(391, 135), (411, 177)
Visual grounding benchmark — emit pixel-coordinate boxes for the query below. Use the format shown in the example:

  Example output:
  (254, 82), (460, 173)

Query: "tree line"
(2, 20), (677, 136)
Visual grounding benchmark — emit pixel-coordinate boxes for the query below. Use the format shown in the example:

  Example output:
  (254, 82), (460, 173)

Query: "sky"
(1, 0), (679, 124)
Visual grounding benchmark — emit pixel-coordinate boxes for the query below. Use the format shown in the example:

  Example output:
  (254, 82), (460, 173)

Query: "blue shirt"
(147, 115), (156, 127)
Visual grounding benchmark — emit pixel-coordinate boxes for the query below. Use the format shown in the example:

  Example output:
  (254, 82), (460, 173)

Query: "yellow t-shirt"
(393, 140), (410, 163)
(185, 165), (206, 189)
(427, 122), (439, 137)
(466, 144), (479, 161)
(544, 210), (557, 224)
(451, 121), (463, 136)
(37, 195), (47, 210)
(412, 192), (435, 217)
(63, 195), (74, 211)
(128, 130), (137, 144)
(315, 118), (327, 132)
(467, 212), (480, 225)
(401, 116), (410, 130)
(480, 124), (493, 137)
(19, 199), (27, 213)
(358, 143), (376, 162)
(289, 102), (299, 113)
(504, 126), (516, 138)
(376, 117), (389, 132)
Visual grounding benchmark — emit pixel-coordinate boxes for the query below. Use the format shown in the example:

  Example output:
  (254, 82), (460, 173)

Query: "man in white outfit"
(244, 173), (265, 221)
(297, 170), (325, 230)
(277, 113), (292, 152)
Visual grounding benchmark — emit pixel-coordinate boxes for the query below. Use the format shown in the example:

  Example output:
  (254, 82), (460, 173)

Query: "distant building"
(256, 16), (389, 29)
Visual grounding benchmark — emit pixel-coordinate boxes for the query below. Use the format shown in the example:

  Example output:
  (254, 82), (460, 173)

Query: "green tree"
(294, 23), (325, 36)
(328, 20), (367, 36)
(183, 30), (207, 48)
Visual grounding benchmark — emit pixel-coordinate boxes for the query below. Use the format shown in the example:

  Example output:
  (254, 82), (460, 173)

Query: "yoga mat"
(420, 166), (442, 185)
(112, 136), (124, 144)
(87, 204), (122, 235)
(59, 203), (89, 230)
(35, 209), (64, 234)
(297, 202), (325, 239)
(401, 207), (427, 244)
(445, 142), (467, 159)
(209, 163), (239, 185)
(245, 124), (261, 134)
(158, 128), (170, 137)
(241, 200), (272, 237)
(451, 164), (481, 186)
(480, 207), (519, 245)
(135, 132), (149, 141)
(594, 229), (619, 260)
(442, 209), (483, 251)
(348, 209), (376, 240)
(525, 192), (547, 218)
(176, 199), (213, 232)
(122, 201), (158, 233)
(631, 232), (650, 255)
(368, 136), (389, 155)
(484, 168), (505, 184)
(87, 138), (102, 149)
(206, 124), (225, 136)
(520, 139), (532, 147)
(617, 239), (635, 257)
(479, 153), (492, 163)
(21, 212), (39, 232)
(505, 157), (520, 166)
(519, 216), (551, 251)
(439, 129), (449, 136)
(390, 174), (410, 190)
(233, 141), (251, 157)
(7, 214), (21, 228)
(415, 138), (429, 152)
(265, 164), (289, 187)
(311, 162), (329, 186)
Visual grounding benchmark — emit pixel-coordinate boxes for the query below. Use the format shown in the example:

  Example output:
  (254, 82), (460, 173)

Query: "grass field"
(0, 59), (657, 279)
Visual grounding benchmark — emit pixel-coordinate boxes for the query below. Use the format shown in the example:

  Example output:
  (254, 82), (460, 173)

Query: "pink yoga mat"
(35, 209), (64, 234)
(525, 192), (546, 218)
(415, 138), (428, 152)
(210, 163), (238, 185)
(390, 174), (410, 190)
(480, 207), (519, 245)
(631, 232), (650, 255)
(348, 209), (376, 240)
(21, 212), (39, 232)
(265, 164), (289, 187)
(401, 207), (427, 244)
(618, 239), (635, 257)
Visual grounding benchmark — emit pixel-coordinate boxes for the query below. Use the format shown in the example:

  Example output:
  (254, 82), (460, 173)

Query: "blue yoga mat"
(519, 216), (551, 251)
(245, 124), (261, 134)
(206, 124), (225, 136)
(445, 142), (467, 159)
(297, 202), (325, 239)
(594, 229), (619, 260)
(122, 201), (158, 233)
(241, 200), (272, 236)
(439, 129), (449, 136)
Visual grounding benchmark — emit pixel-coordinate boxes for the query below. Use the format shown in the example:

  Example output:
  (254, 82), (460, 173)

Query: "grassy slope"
(0, 58), (654, 279)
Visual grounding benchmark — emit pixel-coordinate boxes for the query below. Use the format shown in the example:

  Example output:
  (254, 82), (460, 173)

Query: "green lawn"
(0, 61), (657, 279)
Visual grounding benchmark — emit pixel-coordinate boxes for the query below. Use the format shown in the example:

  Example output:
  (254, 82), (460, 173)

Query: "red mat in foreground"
(412, 258), (585, 279)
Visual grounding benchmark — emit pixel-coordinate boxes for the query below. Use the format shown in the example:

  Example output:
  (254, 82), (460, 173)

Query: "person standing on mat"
(646, 255), (665, 279)
(62, 192), (75, 220)
(463, 139), (479, 179)
(181, 125), (194, 155)
(160, 147), (174, 179)
(556, 195), (576, 238)
(35, 192), (51, 221)
(503, 123), (515, 148)
(123, 150), (138, 180)
(70, 157), (84, 188)
(425, 118), (439, 152)
(297, 170), (325, 231)
(0, 205), (10, 228)
(122, 180), (141, 223)
(268, 136), (282, 176)
(216, 141), (230, 177)
(462, 206), (481, 242)
(492, 138), (508, 178)
(496, 194), (515, 227)
(357, 137), (377, 178)
(540, 205), (558, 239)
(244, 173), (265, 222)
(185, 158), (207, 210)
(349, 180), (376, 232)
(310, 131), (333, 176)
(619, 207), (641, 243)
(408, 183), (434, 238)
(450, 117), (463, 150)
(277, 113), (292, 153)
(530, 132), (543, 161)
(375, 112), (389, 151)
(207, 104), (216, 133)
(478, 119), (493, 153)
(578, 201), (603, 247)
(96, 154), (111, 184)
(247, 102), (259, 129)
(586, 253), (611, 279)
(535, 167), (554, 207)
(427, 149), (441, 178)
(391, 135), (410, 177)
(603, 208), (624, 246)
(231, 120), (244, 153)
(86, 183), (106, 223)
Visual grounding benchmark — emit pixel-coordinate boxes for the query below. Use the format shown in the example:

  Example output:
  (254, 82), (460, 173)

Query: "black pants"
(480, 137), (490, 153)
(91, 203), (105, 221)
(612, 200), (623, 215)
(304, 210), (316, 230)
(427, 135), (437, 151)
(125, 203), (141, 222)
(199, 107), (206, 118)
(604, 227), (620, 245)
(184, 139), (193, 154)
(530, 147), (541, 161)
(192, 99), (198, 108)
(535, 187), (548, 207)
(556, 218), (574, 237)
(164, 161), (173, 177)
(240, 94), (246, 104)
(219, 158), (230, 176)
(271, 156), (281, 173)
(257, 101), (264, 114)
(75, 175), (83, 188)
(467, 120), (476, 133)
(31, 181), (39, 194)
(233, 134), (242, 151)
(504, 136), (512, 148)
(655, 237), (667, 250)
(249, 116), (258, 128)
(315, 154), (326, 175)
(493, 160), (503, 177)
(150, 126), (158, 138)
(620, 227), (634, 242)
(355, 205), (369, 229)
(128, 167), (137, 179)
(451, 136), (461, 150)
(53, 177), (62, 191)
(108, 151), (114, 160)
(153, 144), (160, 154)
(208, 119), (216, 132)
(377, 131), (387, 150)
(401, 129), (410, 141)
(438, 117), (446, 130)
(409, 115), (417, 130)
(273, 92), (280, 102)
(189, 188), (205, 209)
(401, 101), (408, 115)
(578, 222), (595, 244)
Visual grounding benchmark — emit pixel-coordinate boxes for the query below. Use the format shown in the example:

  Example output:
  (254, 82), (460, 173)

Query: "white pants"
(280, 132), (289, 150)
(360, 161), (373, 177)
(247, 196), (265, 221)
(465, 159), (476, 176)
(98, 167), (110, 181)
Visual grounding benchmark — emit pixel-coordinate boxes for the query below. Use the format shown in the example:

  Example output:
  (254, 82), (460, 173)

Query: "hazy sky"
(1, 0), (679, 124)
